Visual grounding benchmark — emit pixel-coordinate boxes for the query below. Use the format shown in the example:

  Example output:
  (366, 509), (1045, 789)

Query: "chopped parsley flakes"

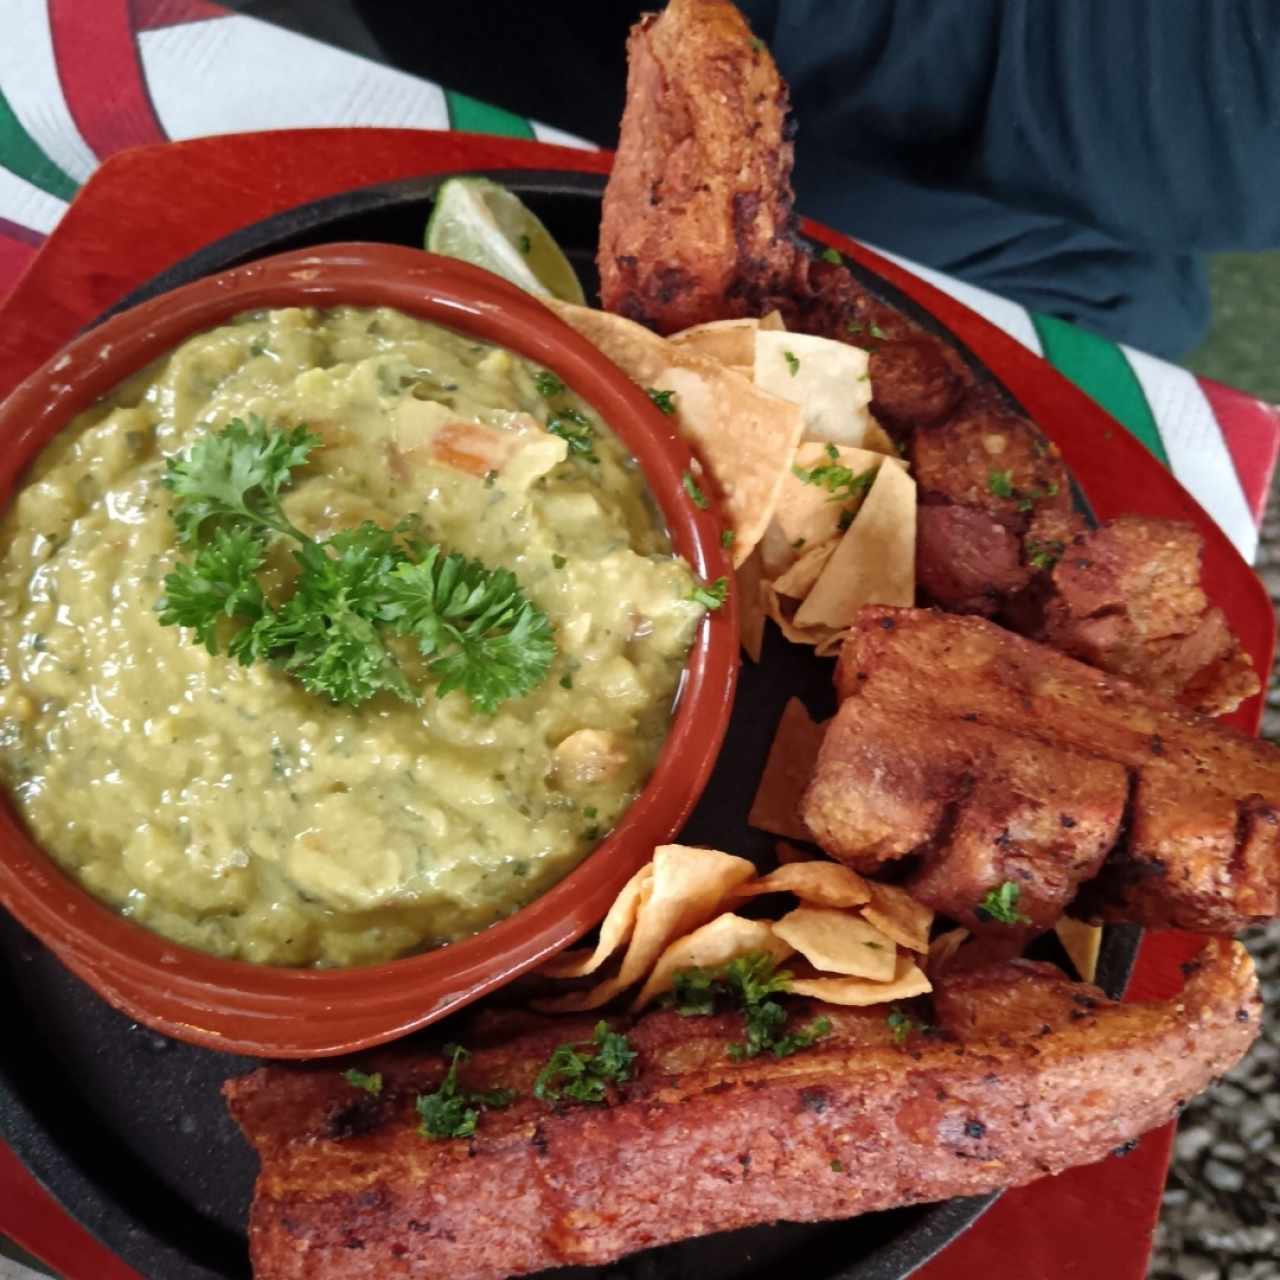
(1026, 538), (1065, 571)
(547, 407), (598, 462)
(415, 1045), (515, 1140)
(533, 1022), (636, 1105)
(819, 247), (843, 265)
(721, 528), (736, 549)
(988, 469), (1060, 512)
(783, 350), (801, 377)
(689, 576), (729, 610)
(646, 387), (678, 415)
(977, 880), (1031, 926)
(886, 1006), (927, 1046)
(987, 469), (1015, 499)
(671, 952), (832, 1061)
(682, 470), (710, 509)
(793, 446), (876, 506)
(533, 370), (566, 398)
(342, 1068), (382, 1095)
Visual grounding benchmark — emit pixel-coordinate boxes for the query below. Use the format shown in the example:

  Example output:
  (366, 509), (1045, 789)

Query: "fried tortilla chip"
(794, 458), (916, 630)
(761, 581), (842, 650)
(927, 927), (971, 977)
(758, 519), (800, 579)
(734, 860), (871, 909)
(539, 865), (652, 979)
(668, 317), (758, 371)
(545, 301), (803, 565)
(630, 913), (793, 1011)
(813, 629), (850, 659)
(1056, 916), (1103, 984)
(748, 698), (826, 841)
(772, 540), (839, 599)
(788, 953), (933, 1006)
(534, 845), (755, 1012)
(736, 547), (767, 663)
(863, 880), (934, 954)
(755, 331), (874, 447)
(772, 906), (897, 981)
(775, 445), (898, 553)
(862, 414), (900, 458)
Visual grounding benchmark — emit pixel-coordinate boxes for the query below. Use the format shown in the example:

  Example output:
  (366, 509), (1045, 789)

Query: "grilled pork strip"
(598, 0), (1258, 716)
(803, 607), (1280, 933)
(227, 941), (1257, 1280)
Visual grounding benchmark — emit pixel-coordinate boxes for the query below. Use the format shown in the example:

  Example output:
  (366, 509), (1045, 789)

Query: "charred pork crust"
(226, 941), (1257, 1280)
(804, 607), (1280, 934)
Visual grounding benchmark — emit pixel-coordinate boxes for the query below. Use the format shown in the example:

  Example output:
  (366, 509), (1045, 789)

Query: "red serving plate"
(0, 131), (1272, 1280)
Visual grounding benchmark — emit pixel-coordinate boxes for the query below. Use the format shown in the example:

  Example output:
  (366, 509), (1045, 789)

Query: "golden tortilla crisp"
(630, 913), (793, 1011)
(733, 860), (871, 909)
(794, 457), (916, 630)
(1055, 916), (1103, 984)
(668, 316), (758, 371)
(533, 844), (755, 1012)
(539, 864), (652, 979)
(862, 880), (934, 954)
(788, 953), (933, 1007)
(772, 906), (897, 981)
(545, 301), (803, 566)
(747, 697), (826, 842)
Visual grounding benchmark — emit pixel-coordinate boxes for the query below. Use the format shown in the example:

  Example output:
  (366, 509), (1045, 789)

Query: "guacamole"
(0, 306), (703, 967)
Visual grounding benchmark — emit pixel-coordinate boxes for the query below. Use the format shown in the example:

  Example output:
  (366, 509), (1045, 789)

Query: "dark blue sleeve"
(744, 0), (1280, 251)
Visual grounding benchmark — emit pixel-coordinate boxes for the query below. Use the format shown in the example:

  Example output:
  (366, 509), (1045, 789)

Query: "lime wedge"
(425, 177), (586, 305)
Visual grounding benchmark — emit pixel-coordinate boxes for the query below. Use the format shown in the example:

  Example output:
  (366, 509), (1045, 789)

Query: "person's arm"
(756, 0), (1280, 253)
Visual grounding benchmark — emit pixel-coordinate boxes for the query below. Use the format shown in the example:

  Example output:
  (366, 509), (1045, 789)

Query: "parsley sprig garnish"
(415, 1045), (516, 1140)
(977, 880), (1031, 925)
(671, 952), (832, 1061)
(533, 1021), (636, 1105)
(157, 417), (555, 712)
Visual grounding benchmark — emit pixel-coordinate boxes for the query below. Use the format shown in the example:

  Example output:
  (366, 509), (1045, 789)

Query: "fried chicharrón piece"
(803, 607), (1280, 934)
(227, 940), (1257, 1280)
(1041, 516), (1260, 717)
(599, 0), (806, 332)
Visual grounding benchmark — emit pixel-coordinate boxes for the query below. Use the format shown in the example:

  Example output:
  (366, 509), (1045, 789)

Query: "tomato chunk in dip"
(0, 306), (704, 966)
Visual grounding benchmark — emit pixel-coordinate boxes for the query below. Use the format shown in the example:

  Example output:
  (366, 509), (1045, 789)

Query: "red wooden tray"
(0, 130), (1272, 1280)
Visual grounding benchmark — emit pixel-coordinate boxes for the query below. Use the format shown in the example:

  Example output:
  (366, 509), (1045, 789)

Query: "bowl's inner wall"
(0, 171), (1133, 1280)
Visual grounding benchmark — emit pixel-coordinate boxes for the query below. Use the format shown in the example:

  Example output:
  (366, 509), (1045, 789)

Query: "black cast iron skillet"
(0, 170), (1139, 1280)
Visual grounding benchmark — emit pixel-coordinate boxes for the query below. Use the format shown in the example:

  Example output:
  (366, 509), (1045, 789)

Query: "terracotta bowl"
(0, 244), (739, 1058)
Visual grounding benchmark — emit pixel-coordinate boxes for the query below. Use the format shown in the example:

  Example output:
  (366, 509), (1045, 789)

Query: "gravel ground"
(1150, 494), (1280, 1280)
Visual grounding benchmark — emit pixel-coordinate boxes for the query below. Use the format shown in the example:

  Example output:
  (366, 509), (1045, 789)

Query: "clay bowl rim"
(0, 242), (740, 1059)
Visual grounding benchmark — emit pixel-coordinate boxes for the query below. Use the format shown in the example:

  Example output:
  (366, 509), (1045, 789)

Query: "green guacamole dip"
(0, 305), (703, 967)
